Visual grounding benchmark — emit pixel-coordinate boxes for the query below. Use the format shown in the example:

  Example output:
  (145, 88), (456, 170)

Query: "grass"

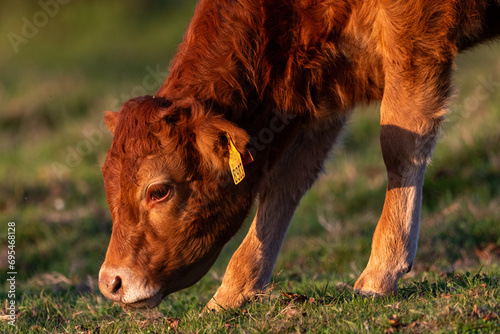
(4, 270), (500, 333)
(1, 0), (499, 332)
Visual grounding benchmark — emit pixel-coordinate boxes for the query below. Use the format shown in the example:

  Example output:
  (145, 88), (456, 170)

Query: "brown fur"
(98, 0), (500, 309)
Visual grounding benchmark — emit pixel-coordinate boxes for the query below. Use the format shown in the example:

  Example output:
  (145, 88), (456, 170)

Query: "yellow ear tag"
(226, 134), (245, 185)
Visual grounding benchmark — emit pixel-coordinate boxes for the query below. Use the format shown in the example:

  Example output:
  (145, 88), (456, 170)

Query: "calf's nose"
(99, 268), (124, 302)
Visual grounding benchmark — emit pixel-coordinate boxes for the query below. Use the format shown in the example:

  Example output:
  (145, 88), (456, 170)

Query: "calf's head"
(98, 95), (253, 308)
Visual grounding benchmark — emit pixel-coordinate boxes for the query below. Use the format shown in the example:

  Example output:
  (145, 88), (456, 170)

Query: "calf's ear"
(196, 116), (250, 173)
(104, 111), (119, 135)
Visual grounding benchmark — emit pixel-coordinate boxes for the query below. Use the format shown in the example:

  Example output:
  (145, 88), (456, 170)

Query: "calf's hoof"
(204, 298), (227, 313)
(203, 293), (250, 313)
(353, 269), (398, 297)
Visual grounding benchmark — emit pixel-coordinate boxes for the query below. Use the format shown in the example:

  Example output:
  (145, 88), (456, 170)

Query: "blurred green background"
(0, 0), (499, 304)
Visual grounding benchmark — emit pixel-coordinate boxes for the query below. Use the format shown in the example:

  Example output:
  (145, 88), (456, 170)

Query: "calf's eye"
(147, 183), (172, 202)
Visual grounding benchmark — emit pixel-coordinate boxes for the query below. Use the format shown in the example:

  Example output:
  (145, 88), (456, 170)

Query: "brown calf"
(98, 0), (500, 310)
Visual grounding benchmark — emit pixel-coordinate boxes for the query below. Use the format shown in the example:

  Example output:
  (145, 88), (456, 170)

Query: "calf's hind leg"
(206, 116), (346, 310)
(354, 63), (452, 296)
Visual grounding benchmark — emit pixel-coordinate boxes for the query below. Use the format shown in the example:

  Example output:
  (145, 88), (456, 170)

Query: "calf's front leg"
(354, 64), (452, 296)
(206, 118), (346, 310)
(205, 192), (298, 311)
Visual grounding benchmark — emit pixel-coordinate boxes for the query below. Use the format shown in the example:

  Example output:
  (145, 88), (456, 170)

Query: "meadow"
(0, 1), (499, 332)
